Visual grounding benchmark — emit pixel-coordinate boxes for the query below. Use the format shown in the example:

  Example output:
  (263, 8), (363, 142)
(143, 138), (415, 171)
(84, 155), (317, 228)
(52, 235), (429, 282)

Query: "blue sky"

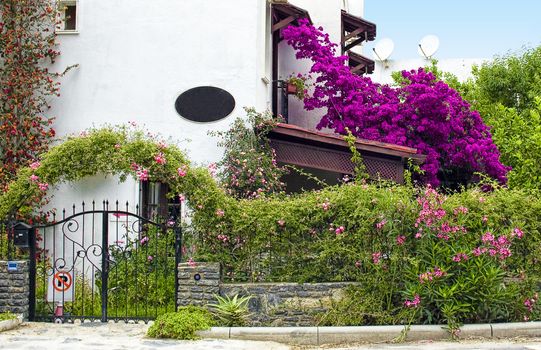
(363, 0), (541, 60)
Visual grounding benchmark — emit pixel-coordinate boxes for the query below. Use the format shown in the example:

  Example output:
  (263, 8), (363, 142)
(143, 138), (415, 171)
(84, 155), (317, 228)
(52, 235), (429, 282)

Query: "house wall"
(46, 0), (269, 211)
(279, 0), (360, 131)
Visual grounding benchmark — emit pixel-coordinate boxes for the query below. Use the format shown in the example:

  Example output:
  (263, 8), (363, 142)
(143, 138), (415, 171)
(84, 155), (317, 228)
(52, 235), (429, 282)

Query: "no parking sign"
(47, 271), (74, 302)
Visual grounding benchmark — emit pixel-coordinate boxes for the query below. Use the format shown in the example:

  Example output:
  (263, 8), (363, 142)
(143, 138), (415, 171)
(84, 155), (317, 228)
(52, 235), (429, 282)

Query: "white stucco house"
(46, 0), (381, 210)
(47, 0), (481, 213)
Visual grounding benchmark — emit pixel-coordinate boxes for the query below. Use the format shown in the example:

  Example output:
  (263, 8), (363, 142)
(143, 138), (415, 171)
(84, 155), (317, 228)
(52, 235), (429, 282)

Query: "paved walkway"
(3, 322), (541, 350)
(0, 322), (289, 350)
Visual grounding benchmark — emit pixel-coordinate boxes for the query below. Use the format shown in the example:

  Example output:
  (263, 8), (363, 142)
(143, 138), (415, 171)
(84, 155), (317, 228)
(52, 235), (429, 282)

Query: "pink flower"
(187, 258), (196, 267)
(322, 202), (330, 211)
(30, 161), (41, 170)
(415, 232), (422, 239)
(140, 236), (149, 245)
(479, 197), (486, 203)
(30, 174), (39, 182)
(114, 144), (121, 149)
(453, 206), (468, 215)
(482, 216), (488, 223)
(208, 162), (217, 176)
(355, 261), (361, 268)
(217, 234), (229, 243)
(334, 226), (345, 235)
(372, 252), (382, 264)
(481, 232), (494, 243)
(178, 194), (186, 202)
(154, 152), (166, 165)
(472, 247), (488, 256)
(130, 162), (139, 171)
(376, 220), (387, 230)
(512, 227), (524, 239)
(396, 235), (406, 245)
(115, 240), (124, 245)
(216, 209), (225, 217)
(157, 141), (167, 149)
(147, 255), (153, 262)
(452, 253), (469, 263)
(404, 294), (421, 308)
(277, 219), (285, 227)
(177, 166), (187, 177)
(136, 168), (149, 181)
(38, 183), (49, 191)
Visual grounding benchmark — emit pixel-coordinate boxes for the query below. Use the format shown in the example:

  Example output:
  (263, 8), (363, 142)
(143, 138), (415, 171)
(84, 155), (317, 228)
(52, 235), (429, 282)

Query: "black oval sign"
(175, 86), (235, 122)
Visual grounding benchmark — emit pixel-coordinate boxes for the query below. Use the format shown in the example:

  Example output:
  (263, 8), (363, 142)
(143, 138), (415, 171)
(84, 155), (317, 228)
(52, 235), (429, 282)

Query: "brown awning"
(341, 10), (377, 52)
(268, 123), (425, 184)
(348, 51), (375, 75)
(272, 3), (312, 33)
(270, 123), (424, 161)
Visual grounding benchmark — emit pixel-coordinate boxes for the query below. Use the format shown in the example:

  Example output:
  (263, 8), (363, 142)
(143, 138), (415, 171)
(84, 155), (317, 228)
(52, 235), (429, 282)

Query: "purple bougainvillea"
(282, 20), (509, 186)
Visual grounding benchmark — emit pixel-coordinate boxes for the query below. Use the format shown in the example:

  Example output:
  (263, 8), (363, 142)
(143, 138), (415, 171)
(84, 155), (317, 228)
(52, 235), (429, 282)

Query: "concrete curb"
(0, 314), (23, 333)
(198, 322), (541, 346)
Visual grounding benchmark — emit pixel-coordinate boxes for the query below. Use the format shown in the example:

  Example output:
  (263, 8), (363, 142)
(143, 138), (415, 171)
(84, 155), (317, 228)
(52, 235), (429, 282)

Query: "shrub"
(146, 306), (214, 340)
(281, 20), (508, 187)
(0, 312), (16, 321)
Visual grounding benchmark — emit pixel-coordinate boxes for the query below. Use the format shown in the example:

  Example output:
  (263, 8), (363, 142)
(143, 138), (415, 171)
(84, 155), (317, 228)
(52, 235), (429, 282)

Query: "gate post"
(28, 227), (36, 321)
(101, 209), (109, 323)
(174, 224), (182, 312)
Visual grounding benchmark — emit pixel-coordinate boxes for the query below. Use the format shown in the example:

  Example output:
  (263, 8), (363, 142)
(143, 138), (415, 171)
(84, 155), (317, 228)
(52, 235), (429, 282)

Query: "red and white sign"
(47, 270), (74, 302)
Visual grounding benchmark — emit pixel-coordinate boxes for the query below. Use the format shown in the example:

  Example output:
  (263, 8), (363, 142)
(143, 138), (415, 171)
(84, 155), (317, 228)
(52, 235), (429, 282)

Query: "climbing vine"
(0, 0), (73, 192)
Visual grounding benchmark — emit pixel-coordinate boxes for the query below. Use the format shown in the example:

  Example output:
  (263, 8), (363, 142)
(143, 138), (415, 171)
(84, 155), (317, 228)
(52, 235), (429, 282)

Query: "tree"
(429, 48), (541, 190)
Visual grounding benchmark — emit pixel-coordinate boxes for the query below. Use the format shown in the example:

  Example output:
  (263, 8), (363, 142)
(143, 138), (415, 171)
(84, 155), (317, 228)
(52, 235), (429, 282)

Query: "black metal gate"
(29, 200), (182, 323)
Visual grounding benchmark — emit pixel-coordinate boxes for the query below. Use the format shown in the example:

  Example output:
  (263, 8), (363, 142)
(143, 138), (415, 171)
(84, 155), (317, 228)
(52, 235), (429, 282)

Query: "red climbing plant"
(0, 0), (71, 192)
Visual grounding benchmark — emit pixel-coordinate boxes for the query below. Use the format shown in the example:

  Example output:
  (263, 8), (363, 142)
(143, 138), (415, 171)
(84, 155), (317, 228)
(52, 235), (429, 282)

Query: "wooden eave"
(341, 10), (377, 52)
(348, 51), (375, 75)
(269, 123), (425, 163)
(271, 3), (312, 33)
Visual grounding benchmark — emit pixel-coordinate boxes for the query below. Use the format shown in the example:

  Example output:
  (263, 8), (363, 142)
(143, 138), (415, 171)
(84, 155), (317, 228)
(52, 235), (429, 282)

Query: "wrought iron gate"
(29, 200), (182, 323)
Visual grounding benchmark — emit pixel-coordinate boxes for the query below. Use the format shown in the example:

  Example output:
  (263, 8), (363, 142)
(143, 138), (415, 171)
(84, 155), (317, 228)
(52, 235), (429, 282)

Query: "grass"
(0, 312), (16, 321)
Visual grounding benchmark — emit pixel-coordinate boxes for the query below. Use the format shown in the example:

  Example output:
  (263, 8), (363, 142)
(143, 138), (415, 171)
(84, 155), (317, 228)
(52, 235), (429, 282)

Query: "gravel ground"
(0, 322), (289, 350)
(4, 322), (541, 350)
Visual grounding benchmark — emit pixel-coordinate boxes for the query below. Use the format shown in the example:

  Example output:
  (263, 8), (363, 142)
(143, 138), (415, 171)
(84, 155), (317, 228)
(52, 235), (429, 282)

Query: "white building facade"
(47, 0), (375, 209)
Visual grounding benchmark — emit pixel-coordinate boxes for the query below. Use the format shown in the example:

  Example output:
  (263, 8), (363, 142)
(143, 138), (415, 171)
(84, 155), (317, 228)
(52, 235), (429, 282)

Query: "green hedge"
(191, 183), (541, 329)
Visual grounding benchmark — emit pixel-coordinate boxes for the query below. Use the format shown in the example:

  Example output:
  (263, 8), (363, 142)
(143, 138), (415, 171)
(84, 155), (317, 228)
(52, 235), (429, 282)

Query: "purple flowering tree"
(282, 20), (509, 186)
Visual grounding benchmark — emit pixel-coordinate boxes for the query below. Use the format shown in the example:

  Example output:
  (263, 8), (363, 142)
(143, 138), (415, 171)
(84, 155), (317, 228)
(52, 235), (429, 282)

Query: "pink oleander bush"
(281, 20), (509, 187)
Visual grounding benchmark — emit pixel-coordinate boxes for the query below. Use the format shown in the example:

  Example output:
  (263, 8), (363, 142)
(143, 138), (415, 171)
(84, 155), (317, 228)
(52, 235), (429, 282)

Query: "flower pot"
(286, 83), (297, 95)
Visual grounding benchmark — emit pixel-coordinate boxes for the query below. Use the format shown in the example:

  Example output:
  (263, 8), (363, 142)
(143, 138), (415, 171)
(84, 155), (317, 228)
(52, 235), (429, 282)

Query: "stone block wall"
(178, 262), (356, 326)
(0, 261), (29, 317)
(177, 262), (220, 307)
(221, 282), (353, 326)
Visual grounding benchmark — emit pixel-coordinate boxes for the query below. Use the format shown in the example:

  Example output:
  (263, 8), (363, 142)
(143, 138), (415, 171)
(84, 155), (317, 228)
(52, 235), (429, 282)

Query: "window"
(57, 1), (78, 33)
(140, 182), (181, 223)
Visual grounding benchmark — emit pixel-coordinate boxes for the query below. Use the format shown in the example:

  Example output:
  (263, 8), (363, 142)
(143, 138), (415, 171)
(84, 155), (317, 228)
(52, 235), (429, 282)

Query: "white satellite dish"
(372, 38), (394, 61)
(417, 35), (440, 59)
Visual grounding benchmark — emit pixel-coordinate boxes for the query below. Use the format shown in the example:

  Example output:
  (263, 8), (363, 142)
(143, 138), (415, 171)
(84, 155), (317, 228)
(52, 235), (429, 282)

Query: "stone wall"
(177, 262), (220, 307)
(0, 261), (29, 317)
(177, 262), (356, 326)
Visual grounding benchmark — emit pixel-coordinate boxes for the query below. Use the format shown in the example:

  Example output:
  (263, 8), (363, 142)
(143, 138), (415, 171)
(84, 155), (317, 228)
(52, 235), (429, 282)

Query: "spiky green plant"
(209, 294), (252, 327)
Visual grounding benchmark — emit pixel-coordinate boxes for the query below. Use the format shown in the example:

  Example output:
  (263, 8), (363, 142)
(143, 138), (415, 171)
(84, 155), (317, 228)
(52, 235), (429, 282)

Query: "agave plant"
(209, 294), (253, 327)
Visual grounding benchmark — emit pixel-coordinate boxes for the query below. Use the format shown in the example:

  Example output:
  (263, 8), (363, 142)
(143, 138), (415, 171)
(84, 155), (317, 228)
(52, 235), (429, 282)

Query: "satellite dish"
(418, 35), (440, 59)
(372, 38), (395, 61)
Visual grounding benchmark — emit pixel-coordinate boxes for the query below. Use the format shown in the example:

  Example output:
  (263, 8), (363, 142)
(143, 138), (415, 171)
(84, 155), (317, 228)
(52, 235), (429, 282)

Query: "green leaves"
(208, 294), (252, 327)
(147, 307), (214, 340)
